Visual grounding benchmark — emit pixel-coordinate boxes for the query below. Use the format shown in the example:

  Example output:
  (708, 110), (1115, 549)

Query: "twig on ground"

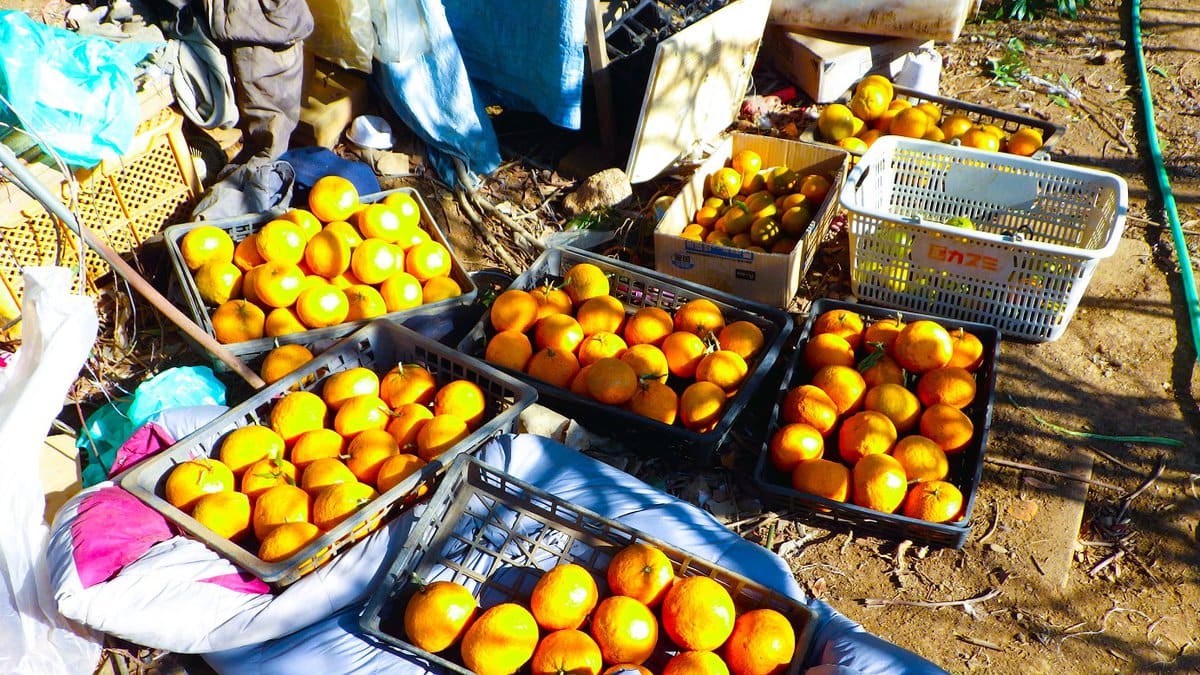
(1124, 214), (1200, 236)
(793, 563), (848, 580)
(726, 511), (782, 532)
(1060, 603), (1146, 645)
(976, 501), (1000, 545)
(1086, 445), (1142, 474)
(1123, 548), (1161, 583)
(1115, 456), (1167, 522)
(860, 588), (1002, 609)
(985, 456), (1122, 491)
(1088, 548), (1124, 576)
(471, 193), (545, 250)
(1080, 101), (1135, 153)
(956, 634), (1005, 651)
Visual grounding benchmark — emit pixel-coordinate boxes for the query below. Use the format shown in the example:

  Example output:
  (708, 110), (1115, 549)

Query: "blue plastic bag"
(0, 10), (161, 168)
(78, 366), (226, 487)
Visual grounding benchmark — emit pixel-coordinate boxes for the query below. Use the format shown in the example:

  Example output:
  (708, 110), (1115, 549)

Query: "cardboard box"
(764, 26), (930, 103)
(768, 0), (976, 43)
(654, 133), (848, 308)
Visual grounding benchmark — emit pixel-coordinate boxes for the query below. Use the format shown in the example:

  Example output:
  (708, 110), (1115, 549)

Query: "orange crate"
(0, 106), (200, 335)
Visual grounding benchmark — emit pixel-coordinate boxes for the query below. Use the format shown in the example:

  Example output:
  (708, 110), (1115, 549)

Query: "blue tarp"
(374, 0), (585, 186)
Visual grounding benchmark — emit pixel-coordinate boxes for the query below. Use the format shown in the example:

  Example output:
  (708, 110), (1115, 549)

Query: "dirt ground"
(741, 1), (1200, 672)
(437, 2), (1200, 670)
(455, 0), (1200, 672)
(5, 0), (1199, 674)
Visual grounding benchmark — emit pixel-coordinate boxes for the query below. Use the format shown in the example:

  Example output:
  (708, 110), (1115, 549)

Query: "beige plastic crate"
(0, 107), (200, 337)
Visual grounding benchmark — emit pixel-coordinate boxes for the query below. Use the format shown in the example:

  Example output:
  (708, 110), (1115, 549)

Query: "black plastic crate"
(603, 0), (732, 62)
(801, 84), (1066, 157)
(456, 246), (793, 464)
(752, 298), (1000, 548)
(119, 320), (537, 586)
(359, 453), (817, 673)
(163, 187), (477, 371)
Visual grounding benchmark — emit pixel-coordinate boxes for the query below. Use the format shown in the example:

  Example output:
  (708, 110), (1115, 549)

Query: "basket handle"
(839, 161), (873, 211)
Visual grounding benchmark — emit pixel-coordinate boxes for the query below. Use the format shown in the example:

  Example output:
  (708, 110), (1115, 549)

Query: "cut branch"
(860, 588), (1002, 609)
(1115, 456), (1167, 522)
(455, 184), (522, 273)
(454, 159), (544, 250)
(984, 456), (1121, 491)
(956, 634), (1005, 651)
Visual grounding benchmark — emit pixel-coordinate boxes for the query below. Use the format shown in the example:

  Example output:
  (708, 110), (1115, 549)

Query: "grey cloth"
(189, 157), (295, 220)
(228, 41), (305, 162)
(203, 0), (314, 45)
(198, 0), (315, 161)
(165, 7), (238, 130)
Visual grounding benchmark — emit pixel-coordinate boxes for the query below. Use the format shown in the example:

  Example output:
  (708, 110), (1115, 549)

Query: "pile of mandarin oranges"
(770, 307), (987, 523)
(163, 361), (490, 564)
(680, 148), (834, 254)
(816, 74), (1046, 157)
(482, 262), (768, 433)
(178, 176), (462, 345)
(399, 542), (799, 675)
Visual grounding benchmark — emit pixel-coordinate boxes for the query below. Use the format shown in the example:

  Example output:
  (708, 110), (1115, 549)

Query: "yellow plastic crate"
(0, 107), (200, 336)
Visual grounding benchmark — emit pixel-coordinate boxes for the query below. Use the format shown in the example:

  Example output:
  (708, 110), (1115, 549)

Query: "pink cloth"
(108, 422), (175, 477)
(199, 573), (271, 595)
(70, 487), (174, 588)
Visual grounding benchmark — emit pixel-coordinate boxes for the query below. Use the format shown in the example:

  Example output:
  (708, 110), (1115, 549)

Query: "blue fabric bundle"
(202, 435), (946, 674)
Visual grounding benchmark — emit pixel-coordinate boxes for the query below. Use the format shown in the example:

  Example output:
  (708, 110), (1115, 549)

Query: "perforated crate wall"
(0, 107), (199, 326)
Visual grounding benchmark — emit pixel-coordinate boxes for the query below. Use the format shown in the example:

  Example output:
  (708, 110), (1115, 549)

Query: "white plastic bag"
(893, 46), (943, 96)
(0, 267), (101, 674)
(370, 0), (432, 65)
(303, 0), (376, 73)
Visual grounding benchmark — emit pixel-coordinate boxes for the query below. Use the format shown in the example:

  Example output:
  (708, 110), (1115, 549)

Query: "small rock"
(1089, 49), (1124, 65)
(986, 543), (1009, 555)
(1008, 499), (1040, 521)
(561, 168), (632, 216)
(518, 404), (570, 440)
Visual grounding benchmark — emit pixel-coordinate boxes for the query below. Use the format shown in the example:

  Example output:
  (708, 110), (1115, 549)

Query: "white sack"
(0, 267), (102, 674)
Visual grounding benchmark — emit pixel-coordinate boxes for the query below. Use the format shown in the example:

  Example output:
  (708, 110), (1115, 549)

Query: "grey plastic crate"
(119, 320), (537, 586)
(163, 187), (477, 370)
(359, 453), (817, 673)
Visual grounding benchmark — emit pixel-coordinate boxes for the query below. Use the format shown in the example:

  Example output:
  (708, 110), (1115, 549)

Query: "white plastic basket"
(839, 137), (1127, 342)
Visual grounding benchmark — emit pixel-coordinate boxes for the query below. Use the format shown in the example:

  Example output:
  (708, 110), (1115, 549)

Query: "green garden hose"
(1131, 0), (1200, 362)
